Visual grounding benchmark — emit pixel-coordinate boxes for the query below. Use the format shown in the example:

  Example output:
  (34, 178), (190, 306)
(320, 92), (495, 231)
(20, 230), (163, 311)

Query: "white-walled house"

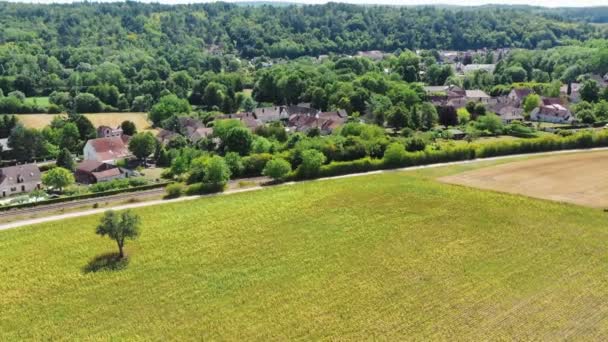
(83, 136), (131, 164)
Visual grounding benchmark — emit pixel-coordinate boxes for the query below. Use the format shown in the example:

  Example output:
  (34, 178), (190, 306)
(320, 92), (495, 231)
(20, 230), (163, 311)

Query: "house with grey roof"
(0, 164), (41, 198)
(465, 90), (491, 103)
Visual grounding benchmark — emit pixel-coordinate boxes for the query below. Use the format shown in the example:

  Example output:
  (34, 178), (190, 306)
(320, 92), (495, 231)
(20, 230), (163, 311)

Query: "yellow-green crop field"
(15, 112), (153, 132)
(2, 163), (608, 339)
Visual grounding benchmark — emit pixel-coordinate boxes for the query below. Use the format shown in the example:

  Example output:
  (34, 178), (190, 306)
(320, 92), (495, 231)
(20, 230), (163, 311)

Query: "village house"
(253, 106), (288, 123)
(156, 129), (180, 146)
(494, 105), (525, 123)
(465, 90), (491, 103)
(252, 105), (319, 123)
(75, 160), (125, 184)
(0, 164), (41, 198)
(217, 112), (263, 131)
(424, 85), (466, 100)
(508, 88), (533, 106)
(83, 136), (131, 164)
(287, 109), (348, 134)
(187, 126), (214, 143)
(530, 98), (573, 124)
(96, 125), (123, 138)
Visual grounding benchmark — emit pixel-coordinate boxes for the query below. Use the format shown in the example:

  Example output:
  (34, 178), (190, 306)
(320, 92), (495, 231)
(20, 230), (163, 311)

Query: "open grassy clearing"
(441, 150), (608, 208)
(23, 96), (50, 108)
(3, 165), (608, 339)
(15, 112), (152, 131)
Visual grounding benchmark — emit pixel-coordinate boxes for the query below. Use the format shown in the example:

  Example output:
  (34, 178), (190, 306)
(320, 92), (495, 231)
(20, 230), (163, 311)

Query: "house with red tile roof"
(83, 136), (132, 164)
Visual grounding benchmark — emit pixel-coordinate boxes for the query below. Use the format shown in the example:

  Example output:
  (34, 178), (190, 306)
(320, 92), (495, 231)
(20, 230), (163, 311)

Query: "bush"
(128, 178), (149, 187)
(242, 153), (273, 177)
(297, 149), (326, 179)
(89, 178), (130, 193)
(224, 152), (245, 178)
(320, 157), (383, 177)
(202, 155), (231, 190)
(165, 183), (184, 198)
(262, 158), (292, 182)
(383, 142), (406, 166)
(405, 136), (427, 152)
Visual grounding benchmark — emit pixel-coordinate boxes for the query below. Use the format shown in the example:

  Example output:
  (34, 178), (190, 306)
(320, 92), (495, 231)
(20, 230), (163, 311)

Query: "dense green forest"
(0, 2), (607, 115)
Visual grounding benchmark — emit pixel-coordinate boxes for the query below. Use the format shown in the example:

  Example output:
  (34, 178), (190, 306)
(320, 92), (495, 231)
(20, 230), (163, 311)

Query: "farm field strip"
(440, 149), (608, 208)
(15, 112), (152, 131)
(3, 161), (608, 339)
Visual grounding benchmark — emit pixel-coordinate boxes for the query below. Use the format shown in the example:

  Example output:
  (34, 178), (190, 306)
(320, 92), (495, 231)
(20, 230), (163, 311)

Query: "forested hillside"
(0, 2), (604, 62)
(0, 2), (607, 114)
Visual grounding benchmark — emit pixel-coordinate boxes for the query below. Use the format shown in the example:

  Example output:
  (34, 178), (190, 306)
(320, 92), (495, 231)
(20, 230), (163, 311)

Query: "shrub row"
(292, 131), (608, 179)
(0, 182), (169, 211)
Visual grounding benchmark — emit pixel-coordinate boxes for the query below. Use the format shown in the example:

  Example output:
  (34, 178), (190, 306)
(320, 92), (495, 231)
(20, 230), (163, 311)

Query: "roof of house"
(465, 90), (490, 99)
(156, 129), (180, 145)
(511, 88), (533, 99)
(538, 104), (571, 117)
(178, 116), (204, 129)
(76, 160), (105, 173)
(76, 160), (123, 180)
(0, 164), (41, 188)
(462, 64), (496, 73)
(85, 136), (131, 161)
(92, 168), (123, 180)
(542, 97), (563, 106)
(188, 127), (213, 142)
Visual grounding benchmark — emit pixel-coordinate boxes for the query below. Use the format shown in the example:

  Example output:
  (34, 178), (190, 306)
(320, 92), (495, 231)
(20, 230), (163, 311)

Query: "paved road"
(2, 147), (607, 232)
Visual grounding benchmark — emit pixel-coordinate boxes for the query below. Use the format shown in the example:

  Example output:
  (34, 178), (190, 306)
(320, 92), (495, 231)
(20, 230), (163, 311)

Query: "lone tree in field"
(96, 210), (141, 259)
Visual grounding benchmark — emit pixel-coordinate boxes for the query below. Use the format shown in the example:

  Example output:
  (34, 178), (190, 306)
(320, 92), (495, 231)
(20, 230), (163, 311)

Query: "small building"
(530, 98), (573, 123)
(97, 125), (123, 138)
(495, 105), (525, 123)
(424, 85), (466, 100)
(508, 88), (533, 105)
(75, 160), (125, 184)
(0, 164), (41, 197)
(187, 126), (213, 143)
(355, 50), (386, 61)
(83, 136), (131, 164)
(287, 110), (347, 134)
(465, 90), (491, 103)
(156, 129), (180, 146)
(217, 112), (263, 132)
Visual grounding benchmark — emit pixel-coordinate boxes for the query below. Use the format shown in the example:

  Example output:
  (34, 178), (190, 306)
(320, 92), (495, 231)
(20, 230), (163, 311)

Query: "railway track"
(0, 188), (166, 218)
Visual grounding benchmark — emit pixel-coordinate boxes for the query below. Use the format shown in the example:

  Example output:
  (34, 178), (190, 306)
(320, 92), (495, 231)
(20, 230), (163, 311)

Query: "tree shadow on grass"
(83, 252), (130, 274)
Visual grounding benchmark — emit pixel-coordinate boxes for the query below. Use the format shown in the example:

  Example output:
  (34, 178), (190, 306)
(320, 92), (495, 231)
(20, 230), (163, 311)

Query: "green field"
(2, 163), (608, 339)
(24, 96), (50, 108)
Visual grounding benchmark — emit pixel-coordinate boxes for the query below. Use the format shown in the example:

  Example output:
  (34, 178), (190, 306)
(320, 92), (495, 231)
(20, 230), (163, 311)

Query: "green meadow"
(2, 165), (608, 340)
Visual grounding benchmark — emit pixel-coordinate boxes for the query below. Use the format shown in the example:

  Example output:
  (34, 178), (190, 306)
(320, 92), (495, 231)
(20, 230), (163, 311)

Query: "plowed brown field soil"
(441, 150), (608, 208)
